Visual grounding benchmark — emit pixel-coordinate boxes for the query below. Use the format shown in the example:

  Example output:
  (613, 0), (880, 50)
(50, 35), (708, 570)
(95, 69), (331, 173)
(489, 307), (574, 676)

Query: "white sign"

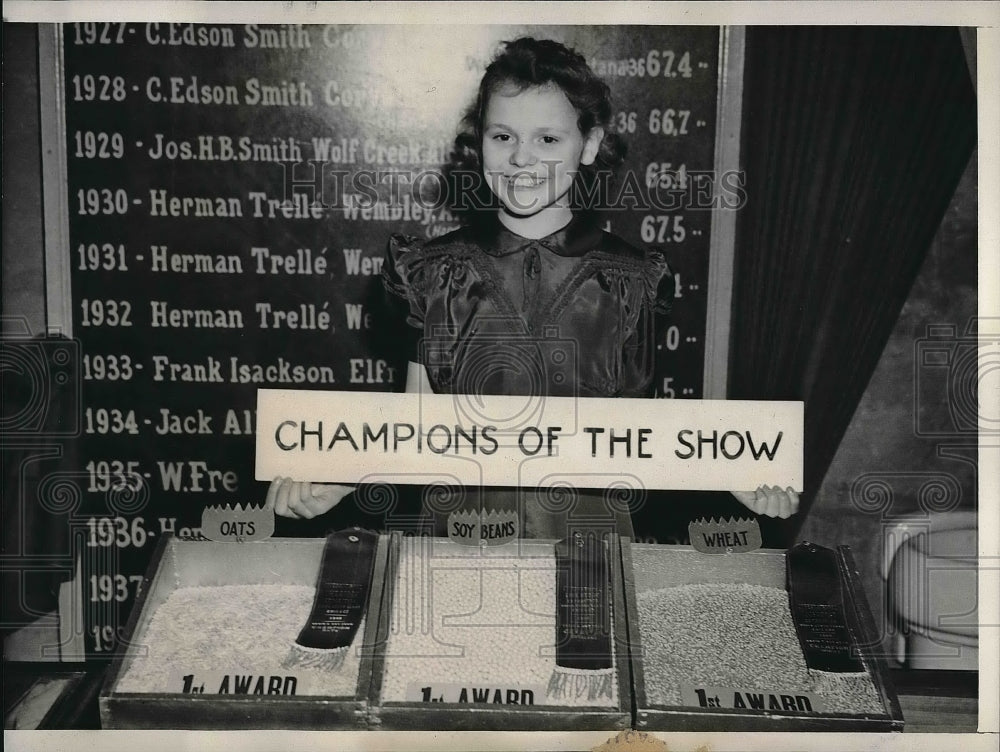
(255, 389), (803, 492)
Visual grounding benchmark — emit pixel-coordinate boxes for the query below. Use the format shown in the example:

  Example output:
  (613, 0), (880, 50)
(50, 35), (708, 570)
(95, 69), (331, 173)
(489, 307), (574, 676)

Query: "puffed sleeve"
(648, 249), (674, 318)
(620, 250), (673, 398)
(380, 233), (427, 365)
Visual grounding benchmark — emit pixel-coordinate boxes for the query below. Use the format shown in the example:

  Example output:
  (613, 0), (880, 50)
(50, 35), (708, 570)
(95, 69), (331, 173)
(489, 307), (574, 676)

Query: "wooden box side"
(354, 532), (391, 703)
(168, 537), (324, 586)
(608, 534), (634, 724)
(365, 530), (400, 718)
(837, 544), (905, 730)
(99, 532), (175, 727)
(373, 702), (628, 731)
(99, 694), (367, 730)
(618, 536), (647, 724)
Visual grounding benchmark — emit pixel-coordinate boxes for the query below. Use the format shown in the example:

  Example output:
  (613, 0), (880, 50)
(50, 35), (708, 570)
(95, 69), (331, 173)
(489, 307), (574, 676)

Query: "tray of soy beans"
(621, 540), (904, 731)
(100, 533), (390, 729)
(367, 533), (633, 730)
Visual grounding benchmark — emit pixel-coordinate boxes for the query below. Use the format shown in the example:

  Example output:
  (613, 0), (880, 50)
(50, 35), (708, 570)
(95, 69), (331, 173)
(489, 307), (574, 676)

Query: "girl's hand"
(266, 476), (354, 519)
(730, 486), (800, 519)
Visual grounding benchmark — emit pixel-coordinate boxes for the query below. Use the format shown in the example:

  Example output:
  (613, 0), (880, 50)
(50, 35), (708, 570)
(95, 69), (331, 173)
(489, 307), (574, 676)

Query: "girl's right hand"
(730, 486), (799, 519)
(266, 476), (355, 519)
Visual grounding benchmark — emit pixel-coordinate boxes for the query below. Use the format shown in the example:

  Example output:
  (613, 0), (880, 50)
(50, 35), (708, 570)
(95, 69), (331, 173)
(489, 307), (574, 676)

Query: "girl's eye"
(540, 136), (559, 144)
(492, 134), (512, 142)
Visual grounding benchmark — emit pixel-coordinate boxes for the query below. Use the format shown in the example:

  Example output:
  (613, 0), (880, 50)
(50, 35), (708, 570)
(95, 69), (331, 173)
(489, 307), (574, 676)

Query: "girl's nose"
(510, 140), (536, 167)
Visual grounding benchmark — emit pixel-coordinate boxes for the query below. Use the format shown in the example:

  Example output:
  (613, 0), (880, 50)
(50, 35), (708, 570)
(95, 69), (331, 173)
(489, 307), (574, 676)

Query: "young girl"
(268, 38), (798, 538)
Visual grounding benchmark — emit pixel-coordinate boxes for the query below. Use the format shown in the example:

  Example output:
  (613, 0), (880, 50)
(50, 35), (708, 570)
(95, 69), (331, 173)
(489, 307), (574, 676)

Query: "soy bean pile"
(116, 584), (364, 696)
(379, 537), (618, 708)
(635, 582), (884, 714)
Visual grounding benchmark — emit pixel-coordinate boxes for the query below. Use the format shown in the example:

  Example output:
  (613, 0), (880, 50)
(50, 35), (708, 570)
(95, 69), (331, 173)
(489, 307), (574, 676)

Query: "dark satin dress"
(381, 212), (673, 541)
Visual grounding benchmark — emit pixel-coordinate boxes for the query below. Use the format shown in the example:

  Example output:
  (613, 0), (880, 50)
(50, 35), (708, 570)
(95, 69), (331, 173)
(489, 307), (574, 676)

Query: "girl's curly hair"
(443, 37), (627, 222)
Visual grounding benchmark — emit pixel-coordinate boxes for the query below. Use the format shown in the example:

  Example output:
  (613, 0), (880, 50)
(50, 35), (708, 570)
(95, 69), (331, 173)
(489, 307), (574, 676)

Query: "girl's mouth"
(506, 175), (546, 188)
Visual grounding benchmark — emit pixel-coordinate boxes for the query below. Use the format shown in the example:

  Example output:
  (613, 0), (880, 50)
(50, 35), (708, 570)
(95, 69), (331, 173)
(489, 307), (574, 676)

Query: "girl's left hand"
(266, 477), (354, 519)
(730, 486), (800, 518)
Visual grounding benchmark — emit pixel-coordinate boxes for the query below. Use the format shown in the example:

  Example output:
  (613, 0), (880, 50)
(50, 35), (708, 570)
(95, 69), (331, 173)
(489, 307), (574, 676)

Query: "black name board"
(59, 23), (725, 656)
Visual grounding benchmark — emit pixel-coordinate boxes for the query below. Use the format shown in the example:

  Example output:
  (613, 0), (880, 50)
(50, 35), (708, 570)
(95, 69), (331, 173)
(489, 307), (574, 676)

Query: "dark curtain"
(731, 27), (976, 545)
(2, 335), (77, 639)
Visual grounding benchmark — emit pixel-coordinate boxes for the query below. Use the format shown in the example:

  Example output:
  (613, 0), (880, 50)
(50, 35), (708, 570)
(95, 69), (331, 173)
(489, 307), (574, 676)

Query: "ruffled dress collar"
(469, 211), (604, 258)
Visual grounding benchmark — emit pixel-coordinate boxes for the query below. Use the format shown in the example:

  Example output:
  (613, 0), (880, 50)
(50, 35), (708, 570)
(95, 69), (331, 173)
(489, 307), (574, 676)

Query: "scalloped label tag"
(201, 503), (275, 542)
(688, 516), (761, 554)
(447, 507), (518, 546)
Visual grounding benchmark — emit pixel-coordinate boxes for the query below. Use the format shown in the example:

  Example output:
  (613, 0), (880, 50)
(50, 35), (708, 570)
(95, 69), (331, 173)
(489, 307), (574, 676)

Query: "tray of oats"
(100, 534), (389, 729)
(621, 541), (904, 731)
(367, 533), (632, 730)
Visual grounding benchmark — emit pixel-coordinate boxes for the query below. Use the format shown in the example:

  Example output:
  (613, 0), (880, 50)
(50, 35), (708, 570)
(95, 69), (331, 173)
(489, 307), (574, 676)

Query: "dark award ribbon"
(284, 528), (378, 669)
(786, 542), (864, 672)
(553, 533), (613, 670)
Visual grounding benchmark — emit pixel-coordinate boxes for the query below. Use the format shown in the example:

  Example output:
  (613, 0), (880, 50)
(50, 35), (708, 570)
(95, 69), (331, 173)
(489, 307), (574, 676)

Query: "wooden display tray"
(367, 533), (633, 731)
(99, 534), (390, 729)
(620, 541), (905, 731)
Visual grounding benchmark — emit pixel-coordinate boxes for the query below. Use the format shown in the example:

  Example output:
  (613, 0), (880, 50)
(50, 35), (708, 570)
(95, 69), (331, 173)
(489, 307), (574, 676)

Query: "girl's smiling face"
(482, 83), (604, 235)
